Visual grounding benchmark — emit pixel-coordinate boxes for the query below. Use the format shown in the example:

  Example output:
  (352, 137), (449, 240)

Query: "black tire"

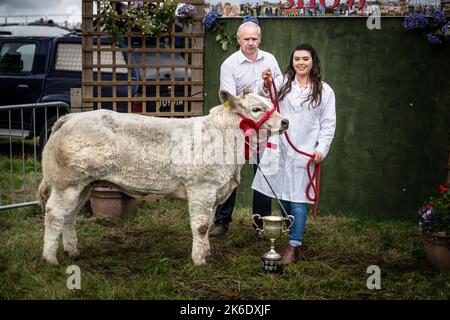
(39, 115), (58, 151)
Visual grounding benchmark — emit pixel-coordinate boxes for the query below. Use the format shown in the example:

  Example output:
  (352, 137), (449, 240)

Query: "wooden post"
(82, 0), (94, 112)
(70, 88), (82, 113)
(191, 1), (205, 116)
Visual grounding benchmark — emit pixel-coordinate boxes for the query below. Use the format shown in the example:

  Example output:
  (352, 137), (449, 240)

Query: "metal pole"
(1, 201), (40, 210)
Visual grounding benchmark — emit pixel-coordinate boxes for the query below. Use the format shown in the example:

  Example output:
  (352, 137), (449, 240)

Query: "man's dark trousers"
(214, 164), (272, 230)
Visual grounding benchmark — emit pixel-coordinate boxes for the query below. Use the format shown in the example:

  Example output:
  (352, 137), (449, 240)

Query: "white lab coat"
(251, 78), (336, 203)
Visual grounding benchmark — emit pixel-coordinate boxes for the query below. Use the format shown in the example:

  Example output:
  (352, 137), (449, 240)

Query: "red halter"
(237, 108), (277, 160)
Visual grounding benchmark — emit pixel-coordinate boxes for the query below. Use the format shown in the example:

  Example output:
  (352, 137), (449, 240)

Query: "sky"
(0, 0), (82, 26)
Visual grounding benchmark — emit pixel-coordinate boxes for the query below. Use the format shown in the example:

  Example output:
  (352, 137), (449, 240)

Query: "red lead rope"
(265, 77), (321, 220)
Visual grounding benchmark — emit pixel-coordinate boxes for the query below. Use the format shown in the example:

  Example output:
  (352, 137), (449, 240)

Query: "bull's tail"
(38, 179), (51, 209)
(51, 113), (75, 135)
(38, 115), (73, 209)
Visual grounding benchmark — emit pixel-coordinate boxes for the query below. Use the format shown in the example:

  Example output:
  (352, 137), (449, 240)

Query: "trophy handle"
(252, 214), (263, 233)
(283, 215), (295, 234)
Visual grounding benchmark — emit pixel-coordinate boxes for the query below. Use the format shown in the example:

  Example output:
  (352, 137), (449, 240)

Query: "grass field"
(0, 197), (449, 300)
(0, 141), (449, 300)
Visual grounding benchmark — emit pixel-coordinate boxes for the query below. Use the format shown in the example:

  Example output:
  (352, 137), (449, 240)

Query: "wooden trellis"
(81, 0), (204, 117)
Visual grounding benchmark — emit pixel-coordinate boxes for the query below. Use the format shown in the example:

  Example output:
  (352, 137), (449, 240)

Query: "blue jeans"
(280, 200), (307, 247)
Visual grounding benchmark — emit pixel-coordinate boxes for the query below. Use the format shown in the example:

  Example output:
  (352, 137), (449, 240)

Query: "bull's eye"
(252, 107), (262, 113)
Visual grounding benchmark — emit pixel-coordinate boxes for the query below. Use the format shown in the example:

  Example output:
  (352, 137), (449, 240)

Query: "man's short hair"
(236, 22), (261, 38)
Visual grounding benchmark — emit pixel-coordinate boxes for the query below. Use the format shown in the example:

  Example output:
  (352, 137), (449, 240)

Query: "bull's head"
(219, 89), (289, 135)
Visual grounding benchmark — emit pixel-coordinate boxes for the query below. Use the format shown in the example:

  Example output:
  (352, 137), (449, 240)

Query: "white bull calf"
(39, 89), (288, 265)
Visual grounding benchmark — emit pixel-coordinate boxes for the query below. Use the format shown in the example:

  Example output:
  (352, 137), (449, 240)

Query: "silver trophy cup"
(253, 214), (295, 272)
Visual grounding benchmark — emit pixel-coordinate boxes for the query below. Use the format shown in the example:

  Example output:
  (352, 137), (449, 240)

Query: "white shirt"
(252, 78), (336, 203)
(220, 48), (282, 96)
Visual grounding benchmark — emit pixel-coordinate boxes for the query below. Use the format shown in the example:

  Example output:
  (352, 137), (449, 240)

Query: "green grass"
(0, 139), (42, 205)
(0, 143), (449, 299)
(0, 198), (449, 300)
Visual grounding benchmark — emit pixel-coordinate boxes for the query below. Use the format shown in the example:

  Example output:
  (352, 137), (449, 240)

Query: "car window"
(16, 44), (35, 72)
(0, 42), (36, 74)
(131, 52), (191, 80)
(55, 43), (127, 74)
(0, 44), (11, 56)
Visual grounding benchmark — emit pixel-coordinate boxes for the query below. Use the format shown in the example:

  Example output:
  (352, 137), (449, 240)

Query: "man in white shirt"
(209, 21), (283, 239)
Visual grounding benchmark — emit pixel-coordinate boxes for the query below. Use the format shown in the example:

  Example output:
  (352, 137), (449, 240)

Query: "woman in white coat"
(252, 43), (336, 266)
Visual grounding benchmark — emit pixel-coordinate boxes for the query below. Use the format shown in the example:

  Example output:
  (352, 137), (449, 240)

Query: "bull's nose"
(281, 119), (289, 129)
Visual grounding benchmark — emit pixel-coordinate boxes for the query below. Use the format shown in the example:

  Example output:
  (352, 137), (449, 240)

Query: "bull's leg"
(43, 186), (84, 265)
(62, 186), (92, 258)
(187, 188), (216, 265)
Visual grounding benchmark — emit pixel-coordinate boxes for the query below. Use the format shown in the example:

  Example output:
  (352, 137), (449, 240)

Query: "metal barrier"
(0, 102), (69, 210)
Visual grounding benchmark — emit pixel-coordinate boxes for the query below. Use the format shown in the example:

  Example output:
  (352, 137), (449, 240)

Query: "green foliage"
(210, 20), (236, 52)
(203, 10), (236, 51)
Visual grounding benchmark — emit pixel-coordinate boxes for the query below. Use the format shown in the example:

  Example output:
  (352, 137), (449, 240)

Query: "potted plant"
(417, 185), (450, 272)
(90, 186), (137, 224)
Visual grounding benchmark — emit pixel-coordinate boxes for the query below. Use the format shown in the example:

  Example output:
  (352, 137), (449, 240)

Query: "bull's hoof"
(192, 257), (206, 266)
(43, 255), (59, 265)
(65, 249), (80, 259)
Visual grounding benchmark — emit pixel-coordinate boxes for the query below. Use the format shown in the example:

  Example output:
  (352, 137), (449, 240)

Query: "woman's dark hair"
(278, 43), (322, 107)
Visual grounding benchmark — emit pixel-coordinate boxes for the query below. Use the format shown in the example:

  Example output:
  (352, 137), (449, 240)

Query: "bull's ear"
(219, 89), (240, 110)
(242, 88), (253, 97)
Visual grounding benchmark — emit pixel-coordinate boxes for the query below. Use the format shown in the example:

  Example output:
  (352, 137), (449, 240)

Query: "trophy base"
(261, 254), (283, 273)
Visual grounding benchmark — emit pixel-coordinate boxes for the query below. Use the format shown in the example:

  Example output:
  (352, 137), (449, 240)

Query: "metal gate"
(0, 102), (68, 210)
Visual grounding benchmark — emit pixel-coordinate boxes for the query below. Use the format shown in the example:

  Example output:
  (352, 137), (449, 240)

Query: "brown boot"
(209, 224), (228, 238)
(281, 245), (301, 266)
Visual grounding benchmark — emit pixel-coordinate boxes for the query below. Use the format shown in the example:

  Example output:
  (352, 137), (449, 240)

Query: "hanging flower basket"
(99, 0), (180, 44)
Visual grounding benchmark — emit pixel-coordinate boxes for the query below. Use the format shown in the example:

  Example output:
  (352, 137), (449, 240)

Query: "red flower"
(426, 203), (434, 209)
(438, 184), (448, 194)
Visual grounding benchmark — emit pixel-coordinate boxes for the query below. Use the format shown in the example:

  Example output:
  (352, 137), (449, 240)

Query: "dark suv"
(0, 25), (190, 147)
(0, 26), (140, 147)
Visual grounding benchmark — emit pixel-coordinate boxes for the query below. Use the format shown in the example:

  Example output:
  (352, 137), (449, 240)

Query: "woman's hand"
(312, 151), (324, 163)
